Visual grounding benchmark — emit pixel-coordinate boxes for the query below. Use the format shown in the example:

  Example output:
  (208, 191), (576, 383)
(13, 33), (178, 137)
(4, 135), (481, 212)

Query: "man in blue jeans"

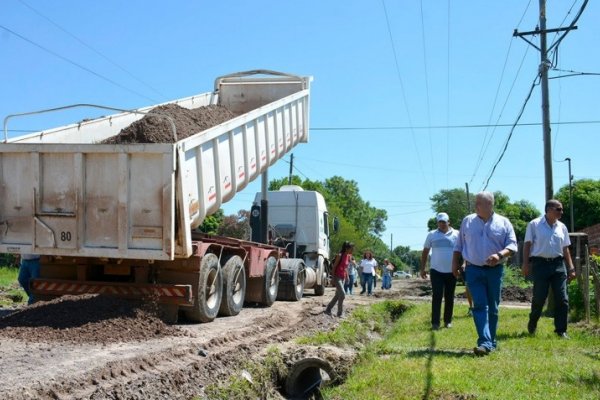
(452, 192), (517, 356)
(18, 254), (41, 305)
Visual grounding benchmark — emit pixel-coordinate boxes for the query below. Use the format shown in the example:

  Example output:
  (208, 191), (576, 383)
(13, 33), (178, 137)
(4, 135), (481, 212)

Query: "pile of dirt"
(501, 286), (532, 303)
(0, 294), (186, 344)
(102, 103), (237, 144)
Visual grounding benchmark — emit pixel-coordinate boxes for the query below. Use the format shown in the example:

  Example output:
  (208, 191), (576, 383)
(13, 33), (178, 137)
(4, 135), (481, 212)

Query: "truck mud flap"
(277, 259), (305, 301)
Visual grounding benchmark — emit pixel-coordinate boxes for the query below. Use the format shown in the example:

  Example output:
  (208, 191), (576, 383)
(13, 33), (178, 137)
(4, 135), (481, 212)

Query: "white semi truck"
(251, 185), (335, 300)
(0, 70), (315, 322)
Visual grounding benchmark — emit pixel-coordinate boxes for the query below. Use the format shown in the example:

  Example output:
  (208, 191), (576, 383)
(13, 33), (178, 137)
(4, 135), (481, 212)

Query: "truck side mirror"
(333, 217), (340, 234)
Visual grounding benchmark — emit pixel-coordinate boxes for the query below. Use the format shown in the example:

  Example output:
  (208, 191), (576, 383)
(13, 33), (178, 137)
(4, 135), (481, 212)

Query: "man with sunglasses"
(522, 199), (576, 339)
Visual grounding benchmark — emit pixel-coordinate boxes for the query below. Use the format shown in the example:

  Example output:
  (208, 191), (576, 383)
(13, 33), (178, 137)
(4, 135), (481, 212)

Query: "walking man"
(18, 253), (41, 305)
(522, 199), (576, 338)
(452, 192), (517, 356)
(421, 212), (459, 330)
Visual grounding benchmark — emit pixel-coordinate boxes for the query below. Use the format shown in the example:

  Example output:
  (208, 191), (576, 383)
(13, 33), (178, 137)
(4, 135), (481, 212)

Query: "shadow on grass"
(403, 330), (474, 400)
(496, 331), (531, 340)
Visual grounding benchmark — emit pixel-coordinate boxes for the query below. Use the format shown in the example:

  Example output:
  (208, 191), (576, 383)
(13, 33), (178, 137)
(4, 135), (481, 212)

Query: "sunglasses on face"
(553, 207), (563, 212)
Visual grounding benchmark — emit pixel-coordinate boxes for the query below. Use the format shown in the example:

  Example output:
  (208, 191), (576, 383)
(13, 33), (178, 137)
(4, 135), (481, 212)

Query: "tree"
(217, 210), (251, 240)
(555, 179), (600, 231)
(197, 209), (224, 235)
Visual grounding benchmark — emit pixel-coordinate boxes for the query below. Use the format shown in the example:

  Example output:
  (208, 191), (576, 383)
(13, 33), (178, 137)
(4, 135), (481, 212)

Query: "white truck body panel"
(0, 71), (311, 260)
(254, 186), (330, 266)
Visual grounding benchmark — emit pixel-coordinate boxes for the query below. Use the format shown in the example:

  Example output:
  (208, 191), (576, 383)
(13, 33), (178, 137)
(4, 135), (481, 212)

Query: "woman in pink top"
(324, 241), (354, 317)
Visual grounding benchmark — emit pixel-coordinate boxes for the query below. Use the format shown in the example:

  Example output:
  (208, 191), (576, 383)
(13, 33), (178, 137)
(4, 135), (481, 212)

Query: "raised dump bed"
(0, 70), (311, 261)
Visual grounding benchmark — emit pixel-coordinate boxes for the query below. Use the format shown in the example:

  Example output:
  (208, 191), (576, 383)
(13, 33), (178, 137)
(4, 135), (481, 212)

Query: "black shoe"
(556, 332), (569, 339)
(323, 310), (332, 316)
(473, 346), (490, 356)
(431, 324), (440, 331)
(527, 319), (537, 335)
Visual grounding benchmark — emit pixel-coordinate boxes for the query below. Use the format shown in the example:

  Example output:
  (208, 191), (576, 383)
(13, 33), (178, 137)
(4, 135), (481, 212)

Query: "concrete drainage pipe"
(284, 357), (336, 399)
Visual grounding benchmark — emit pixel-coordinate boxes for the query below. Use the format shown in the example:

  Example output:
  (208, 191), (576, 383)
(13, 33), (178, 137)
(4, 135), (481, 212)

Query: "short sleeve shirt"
(524, 216), (571, 257)
(360, 258), (378, 274)
(423, 228), (459, 273)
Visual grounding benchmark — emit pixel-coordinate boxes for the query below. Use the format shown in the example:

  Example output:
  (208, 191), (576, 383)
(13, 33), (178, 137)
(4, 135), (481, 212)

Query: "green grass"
(0, 266), (26, 306)
(324, 302), (600, 400)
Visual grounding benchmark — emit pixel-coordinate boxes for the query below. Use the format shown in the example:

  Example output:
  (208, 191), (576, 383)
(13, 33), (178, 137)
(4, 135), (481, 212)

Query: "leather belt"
(531, 256), (563, 263)
(465, 262), (502, 268)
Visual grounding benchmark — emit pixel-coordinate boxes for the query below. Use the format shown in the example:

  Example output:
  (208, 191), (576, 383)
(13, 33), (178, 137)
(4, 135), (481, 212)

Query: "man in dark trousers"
(522, 199), (576, 338)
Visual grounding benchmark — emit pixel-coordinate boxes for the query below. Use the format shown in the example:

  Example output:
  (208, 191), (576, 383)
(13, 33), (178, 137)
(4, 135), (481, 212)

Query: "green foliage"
(203, 347), (286, 400)
(217, 210), (250, 239)
(555, 178), (600, 231)
(325, 302), (600, 400)
(197, 209), (224, 235)
(0, 253), (18, 268)
(0, 266), (26, 306)
(568, 278), (598, 321)
(392, 246), (421, 272)
(269, 175), (393, 262)
(297, 300), (410, 347)
(503, 265), (532, 289)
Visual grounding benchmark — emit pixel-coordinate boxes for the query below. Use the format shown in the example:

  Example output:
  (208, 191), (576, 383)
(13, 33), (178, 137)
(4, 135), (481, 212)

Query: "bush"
(503, 265), (532, 289)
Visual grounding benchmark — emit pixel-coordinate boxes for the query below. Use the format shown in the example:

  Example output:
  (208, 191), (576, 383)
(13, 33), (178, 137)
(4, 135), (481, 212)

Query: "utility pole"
(465, 182), (471, 213)
(288, 153), (294, 185)
(565, 157), (575, 231)
(514, 0), (578, 201)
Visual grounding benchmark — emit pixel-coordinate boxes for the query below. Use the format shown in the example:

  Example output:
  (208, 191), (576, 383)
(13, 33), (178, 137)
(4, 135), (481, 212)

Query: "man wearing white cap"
(420, 212), (459, 330)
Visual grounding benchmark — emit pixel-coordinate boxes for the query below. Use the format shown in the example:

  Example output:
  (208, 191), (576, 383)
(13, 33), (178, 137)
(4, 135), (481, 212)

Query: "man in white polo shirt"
(522, 199), (576, 338)
(420, 212), (459, 330)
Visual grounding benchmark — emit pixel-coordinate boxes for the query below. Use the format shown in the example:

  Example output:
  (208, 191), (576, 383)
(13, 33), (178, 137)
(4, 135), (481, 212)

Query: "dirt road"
(0, 279), (528, 399)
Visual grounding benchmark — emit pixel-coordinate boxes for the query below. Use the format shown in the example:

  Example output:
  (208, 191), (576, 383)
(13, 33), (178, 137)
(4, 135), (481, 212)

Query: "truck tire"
(218, 255), (246, 317)
(313, 259), (327, 296)
(185, 253), (222, 323)
(259, 256), (279, 307)
(314, 271), (327, 296)
(277, 259), (306, 301)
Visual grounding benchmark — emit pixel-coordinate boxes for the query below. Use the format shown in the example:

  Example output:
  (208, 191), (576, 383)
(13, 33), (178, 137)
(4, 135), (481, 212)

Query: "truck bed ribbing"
(0, 70), (312, 261)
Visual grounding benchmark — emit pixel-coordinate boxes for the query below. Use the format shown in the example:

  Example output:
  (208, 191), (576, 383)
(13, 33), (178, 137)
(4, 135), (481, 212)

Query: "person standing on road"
(325, 241), (354, 317)
(452, 192), (517, 356)
(382, 259), (394, 290)
(18, 253), (41, 305)
(359, 251), (378, 296)
(522, 199), (576, 339)
(420, 212), (459, 330)
(344, 257), (358, 295)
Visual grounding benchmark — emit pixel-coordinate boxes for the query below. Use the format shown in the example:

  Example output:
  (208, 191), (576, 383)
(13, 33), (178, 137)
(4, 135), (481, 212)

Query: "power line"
(0, 24), (159, 103)
(482, 74), (540, 191)
(380, 0), (430, 193)
(469, 1), (533, 186)
(419, 0), (435, 192)
(17, 0), (166, 100)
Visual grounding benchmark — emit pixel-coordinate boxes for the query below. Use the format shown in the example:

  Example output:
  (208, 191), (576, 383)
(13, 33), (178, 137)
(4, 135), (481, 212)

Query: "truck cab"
(254, 185), (331, 295)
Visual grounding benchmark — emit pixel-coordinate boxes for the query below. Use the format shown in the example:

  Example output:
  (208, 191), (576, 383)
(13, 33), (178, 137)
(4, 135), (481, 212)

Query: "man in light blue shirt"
(522, 199), (575, 338)
(452, 192), (517, 356)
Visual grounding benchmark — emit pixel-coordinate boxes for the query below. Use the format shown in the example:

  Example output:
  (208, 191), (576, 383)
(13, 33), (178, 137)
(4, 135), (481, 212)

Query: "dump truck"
(0, 70), (314, 322)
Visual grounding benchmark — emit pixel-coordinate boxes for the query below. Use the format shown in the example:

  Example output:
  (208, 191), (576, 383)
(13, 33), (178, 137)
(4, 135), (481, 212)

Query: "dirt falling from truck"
(102, 103), (237, 144)
(0, 294), (187, 344)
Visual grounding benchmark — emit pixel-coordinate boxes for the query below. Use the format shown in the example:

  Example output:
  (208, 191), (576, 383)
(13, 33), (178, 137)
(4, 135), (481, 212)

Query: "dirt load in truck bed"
(101, 103), (237, 144)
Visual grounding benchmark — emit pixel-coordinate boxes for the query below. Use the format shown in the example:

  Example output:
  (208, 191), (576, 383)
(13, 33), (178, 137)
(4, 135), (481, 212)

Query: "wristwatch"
(496, 252), (504, 260)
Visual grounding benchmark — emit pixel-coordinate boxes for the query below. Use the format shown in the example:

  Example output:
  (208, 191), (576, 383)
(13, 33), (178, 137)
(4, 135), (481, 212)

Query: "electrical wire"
(482, 74), (540, 191)
(380, 0), (430, 192)
(469, 0), (533, 185)
(17, 0), (166, 100)
(419, 0), (436, 192)
(0, 24), (159, 103)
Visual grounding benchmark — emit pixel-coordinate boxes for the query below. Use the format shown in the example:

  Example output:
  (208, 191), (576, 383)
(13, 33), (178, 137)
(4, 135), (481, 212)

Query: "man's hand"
(452, 263), (460, 279)
(420, 269), (428, 279)
(485, 253), (502, 266)
(567, 267), (576, 283)
(521, 263), (530, 278)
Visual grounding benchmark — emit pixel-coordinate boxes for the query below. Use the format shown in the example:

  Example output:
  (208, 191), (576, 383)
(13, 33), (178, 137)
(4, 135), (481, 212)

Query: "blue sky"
(2, 1), (599, 250)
